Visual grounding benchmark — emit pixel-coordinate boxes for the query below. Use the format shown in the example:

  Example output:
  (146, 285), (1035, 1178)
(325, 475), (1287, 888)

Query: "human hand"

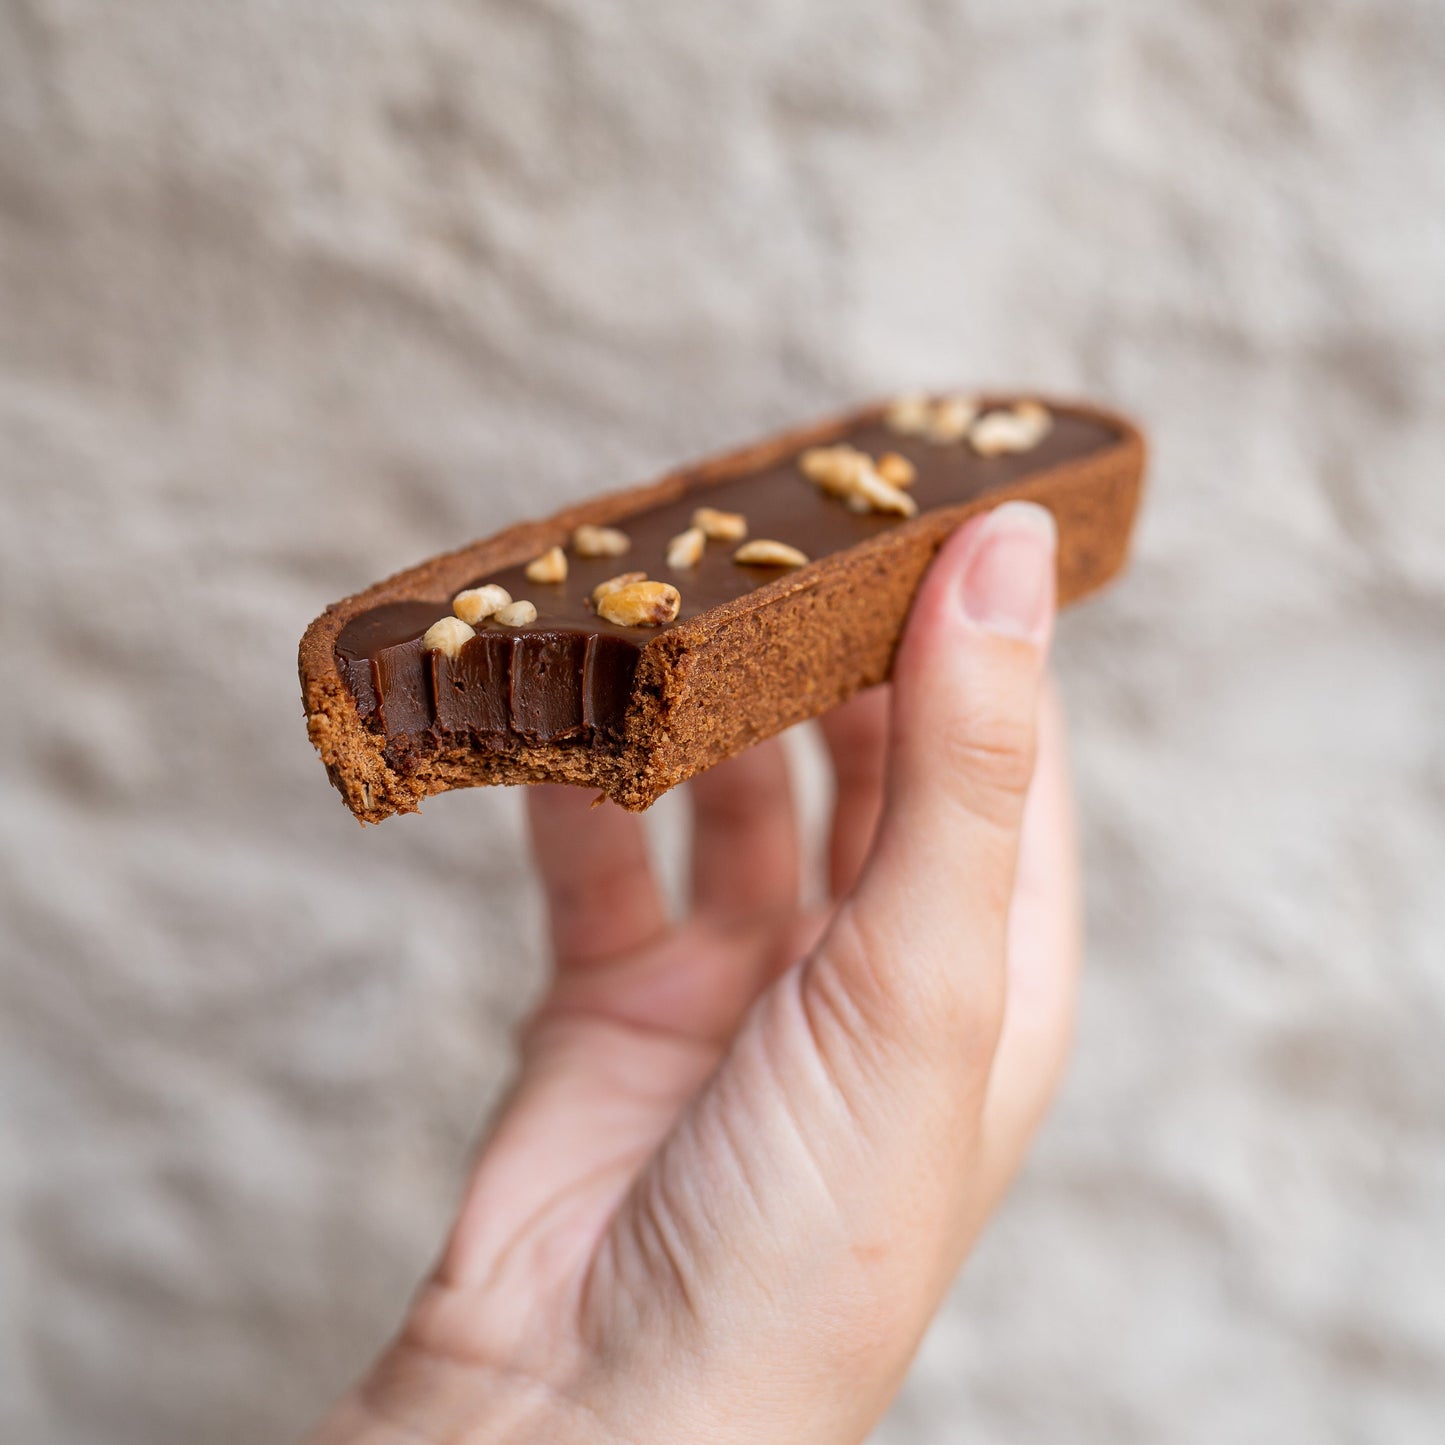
(309, 500), (1080, 1445)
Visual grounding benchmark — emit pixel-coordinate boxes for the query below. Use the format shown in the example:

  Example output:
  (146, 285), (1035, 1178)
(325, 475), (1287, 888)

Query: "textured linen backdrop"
(3, 2), (1442, 1442)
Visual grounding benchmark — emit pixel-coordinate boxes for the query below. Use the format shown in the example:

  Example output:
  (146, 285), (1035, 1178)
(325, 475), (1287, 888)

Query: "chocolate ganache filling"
(335, 406), (1121, 770)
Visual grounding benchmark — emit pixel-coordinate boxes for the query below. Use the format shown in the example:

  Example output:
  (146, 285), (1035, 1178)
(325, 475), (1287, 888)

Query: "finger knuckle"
(817, 909), (1004, 1080)
(937, 708), (1038, 822)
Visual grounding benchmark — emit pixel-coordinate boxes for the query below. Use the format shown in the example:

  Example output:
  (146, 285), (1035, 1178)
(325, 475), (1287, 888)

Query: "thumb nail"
(959, 501), (1058, 642)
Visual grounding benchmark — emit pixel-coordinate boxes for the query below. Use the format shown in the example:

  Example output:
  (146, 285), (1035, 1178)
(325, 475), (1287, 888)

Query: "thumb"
(821, 497), (1058, 1096)
(595, 504), (1060, 1442)
(759, 498), (1058, 1338)
(756, 501), (1058, 1304)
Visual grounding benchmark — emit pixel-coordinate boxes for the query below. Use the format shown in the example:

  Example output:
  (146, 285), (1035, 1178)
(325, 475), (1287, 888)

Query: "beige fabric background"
(3, 2), (1443, 1441)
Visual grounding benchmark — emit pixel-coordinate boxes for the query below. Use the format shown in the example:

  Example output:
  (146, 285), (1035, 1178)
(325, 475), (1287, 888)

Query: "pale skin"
(311, 500), (1080, 1445)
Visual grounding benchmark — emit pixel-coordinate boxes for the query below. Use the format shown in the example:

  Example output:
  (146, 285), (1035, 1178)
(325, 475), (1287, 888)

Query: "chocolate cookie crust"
(300, 395), (1146, 822)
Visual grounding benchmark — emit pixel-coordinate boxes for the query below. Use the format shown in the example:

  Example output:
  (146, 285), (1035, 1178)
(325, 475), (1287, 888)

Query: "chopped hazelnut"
(800, 444), (918, 518)
(692, 506), (748, 542)
(596, 580), (682, 627)
(1012, 400), (1054, 439)
(571, 523), (631, 558)
(492, 600), (539, 627)
(666, 526), (706, 570)
(885, 394), (933, 436)
(853, 466), (918, 518)
(452, 583), (512, 625)
(525, 545), (568, 584)
(925, 395), (979, 444)
(969, 403), (1052, 456)
(591, 571), (647, 608)
(799, 444), (869, 497)
(421, 616), (476, 658)
(734, 539), (810, 569)
(876, 451), (917, 488)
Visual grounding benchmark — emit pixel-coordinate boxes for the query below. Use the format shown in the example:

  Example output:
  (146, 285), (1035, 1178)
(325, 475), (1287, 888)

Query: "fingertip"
(525, 782), (668, 972)
(958, 501), (1057, 645)
(689, 735), (801, 919)
(820, 687), (891, 898)
(888, 504), (1056, 790)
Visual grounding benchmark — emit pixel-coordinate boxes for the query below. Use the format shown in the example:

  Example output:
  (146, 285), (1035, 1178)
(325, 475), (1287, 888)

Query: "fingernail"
(959, 501), (1058, 641)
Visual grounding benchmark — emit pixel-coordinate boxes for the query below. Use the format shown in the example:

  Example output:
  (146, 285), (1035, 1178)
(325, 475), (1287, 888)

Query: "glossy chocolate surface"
(335, 408), (1122, 762)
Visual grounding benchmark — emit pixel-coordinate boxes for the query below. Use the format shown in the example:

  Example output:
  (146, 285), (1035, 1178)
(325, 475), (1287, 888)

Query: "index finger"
(818, 686), (890, 899)
(526, 785), (669, 972)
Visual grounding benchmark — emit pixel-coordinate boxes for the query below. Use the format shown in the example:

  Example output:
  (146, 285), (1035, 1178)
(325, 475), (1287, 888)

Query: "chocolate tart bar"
(299, 395), (1146, 821)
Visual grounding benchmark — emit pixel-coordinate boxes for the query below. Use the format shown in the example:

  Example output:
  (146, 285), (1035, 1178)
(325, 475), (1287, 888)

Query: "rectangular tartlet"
(300, 394), (1146, 821)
